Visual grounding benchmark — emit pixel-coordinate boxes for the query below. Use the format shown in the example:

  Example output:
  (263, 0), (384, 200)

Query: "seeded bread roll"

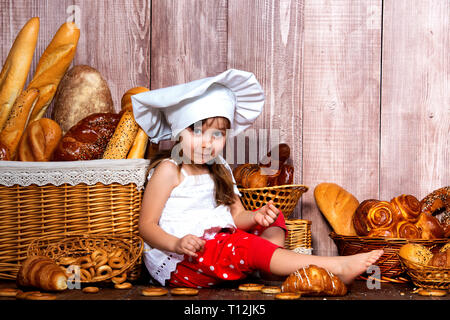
(0, 17), (40, 131)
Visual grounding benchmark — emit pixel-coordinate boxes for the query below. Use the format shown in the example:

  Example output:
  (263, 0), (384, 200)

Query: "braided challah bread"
(281, 265), (347, 296)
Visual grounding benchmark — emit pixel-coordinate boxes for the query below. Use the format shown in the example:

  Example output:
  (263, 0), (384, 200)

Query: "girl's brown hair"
(148, 117), (236, 207)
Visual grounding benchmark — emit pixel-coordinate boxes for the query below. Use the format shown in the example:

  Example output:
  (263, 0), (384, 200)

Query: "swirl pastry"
(396, 220), (422, 239)
(353, 200), (399, 236)
(391, 194), (421, 223)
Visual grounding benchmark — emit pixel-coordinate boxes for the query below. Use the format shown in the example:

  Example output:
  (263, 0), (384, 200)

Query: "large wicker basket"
(238, 184), (309, 219)
(330, 232), (448, 283)
(27, 234), (144, 284)
(0, 159), (150, 280)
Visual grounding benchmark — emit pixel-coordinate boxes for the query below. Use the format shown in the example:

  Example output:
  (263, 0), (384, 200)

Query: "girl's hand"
(253, 200), (280, 227)
(174, 234), (206, 257)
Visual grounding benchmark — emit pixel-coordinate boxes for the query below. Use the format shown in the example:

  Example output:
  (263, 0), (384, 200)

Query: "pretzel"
(82, 286), (100, 294)
(275, 292), (301, 300)
(96, 265), (113, 278)
(0, 288), (22, 297)
(170, 287), (199, 296)
(141, 287), (169, 297)
(238, 283), (264, 292)
(114, 282), (132, 290)
(111, 272), (127, 284)
(261, 286), (281, 294)
(108, 256), (125, 269)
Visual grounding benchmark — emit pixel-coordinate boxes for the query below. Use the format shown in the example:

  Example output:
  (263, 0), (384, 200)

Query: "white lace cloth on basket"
(0, 159), (151, 190)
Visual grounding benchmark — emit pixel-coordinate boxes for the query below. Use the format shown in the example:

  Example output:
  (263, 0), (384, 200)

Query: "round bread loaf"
(52, 65), (114, 134)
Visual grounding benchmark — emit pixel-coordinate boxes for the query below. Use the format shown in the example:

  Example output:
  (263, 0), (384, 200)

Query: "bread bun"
(415, 212), (445, 240)
(398, 243), (433, 265)
(314, 183), (359, 236)
(428, 249), (450, 268)
(52, 65), (114, 134)
(27, 22), (80, 122)
(18, 118), (62, 161)
(0, 17), (39, 131)
(53, 112), (121, 161)
(121, 86), (149, 111)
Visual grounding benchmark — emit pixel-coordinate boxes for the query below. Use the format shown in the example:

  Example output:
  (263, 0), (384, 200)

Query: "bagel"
(111, 272), (127, 284)
(275, 292), (301, 300)
(108, 256), (125, 269)
(416, 288), (447, 297)
(0, 288), (22, 297)
(96, 265), (113, 278)
(114, 282), (132, 290)
(141, 287), (169, 297)
(170, 287), (199, 296)
(238, 283), (264, 292)
(261, 286), (281, 294)
(82, 286), (100, 294)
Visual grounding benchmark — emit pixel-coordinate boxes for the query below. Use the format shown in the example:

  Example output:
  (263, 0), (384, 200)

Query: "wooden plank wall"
(1, 0), (448, 256)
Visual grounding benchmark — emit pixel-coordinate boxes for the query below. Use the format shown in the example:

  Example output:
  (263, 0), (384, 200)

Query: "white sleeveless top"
(143, 155), (241, 285)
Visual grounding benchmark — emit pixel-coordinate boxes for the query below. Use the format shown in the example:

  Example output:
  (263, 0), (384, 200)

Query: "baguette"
(27, 21), (80, 122)
(121, 86), (149, 111)
(127, 128), (148, 159)
(0, 88), (39, 159)
(102, 110), (139, 159)
(0, 17), (40, 131)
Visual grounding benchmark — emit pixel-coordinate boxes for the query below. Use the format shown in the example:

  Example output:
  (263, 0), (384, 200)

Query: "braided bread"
(281, 265), (347, 296)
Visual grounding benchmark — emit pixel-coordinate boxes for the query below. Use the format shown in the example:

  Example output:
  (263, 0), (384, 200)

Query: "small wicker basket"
(284, 219), (312, 252)
(27, 234), (144, 284)
(398, 255), (450, 290)
(238, 184), (309, 219)
(330, 232), (448, 283)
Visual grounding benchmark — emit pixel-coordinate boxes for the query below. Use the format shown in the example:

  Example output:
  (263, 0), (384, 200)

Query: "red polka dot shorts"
(168, 213), (286, 288)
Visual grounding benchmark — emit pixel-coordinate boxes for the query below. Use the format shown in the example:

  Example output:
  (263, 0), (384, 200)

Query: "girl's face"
(178, 117), (229, 164)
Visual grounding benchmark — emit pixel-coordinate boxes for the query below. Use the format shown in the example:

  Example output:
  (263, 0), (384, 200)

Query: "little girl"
(132, 69), (383, 288)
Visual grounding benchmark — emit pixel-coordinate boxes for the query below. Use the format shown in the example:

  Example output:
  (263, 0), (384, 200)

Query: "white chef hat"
(131, 69), (264, 144)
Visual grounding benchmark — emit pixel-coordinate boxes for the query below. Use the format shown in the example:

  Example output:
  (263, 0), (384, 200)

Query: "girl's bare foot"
(332, 250), (384, 284)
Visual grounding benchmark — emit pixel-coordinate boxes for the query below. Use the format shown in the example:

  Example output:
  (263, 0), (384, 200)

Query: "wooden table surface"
(1, 276), (447, 318)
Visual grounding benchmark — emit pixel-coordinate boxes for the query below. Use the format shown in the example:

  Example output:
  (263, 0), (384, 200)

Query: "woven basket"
(27, 234), (144, 284)
(238, 184), (309, 219)
(330, 232), (448, 283)
(398, 255), (450, 290)
(284, 219), (312, 251)
(0, 159), (149, 280)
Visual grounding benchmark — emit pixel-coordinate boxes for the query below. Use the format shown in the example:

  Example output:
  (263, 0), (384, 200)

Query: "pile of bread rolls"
(0, 17), (150, 161)
(233, 143), (294, 188)
(399, 242), (450, 268)
(314, 183), (449, 240)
